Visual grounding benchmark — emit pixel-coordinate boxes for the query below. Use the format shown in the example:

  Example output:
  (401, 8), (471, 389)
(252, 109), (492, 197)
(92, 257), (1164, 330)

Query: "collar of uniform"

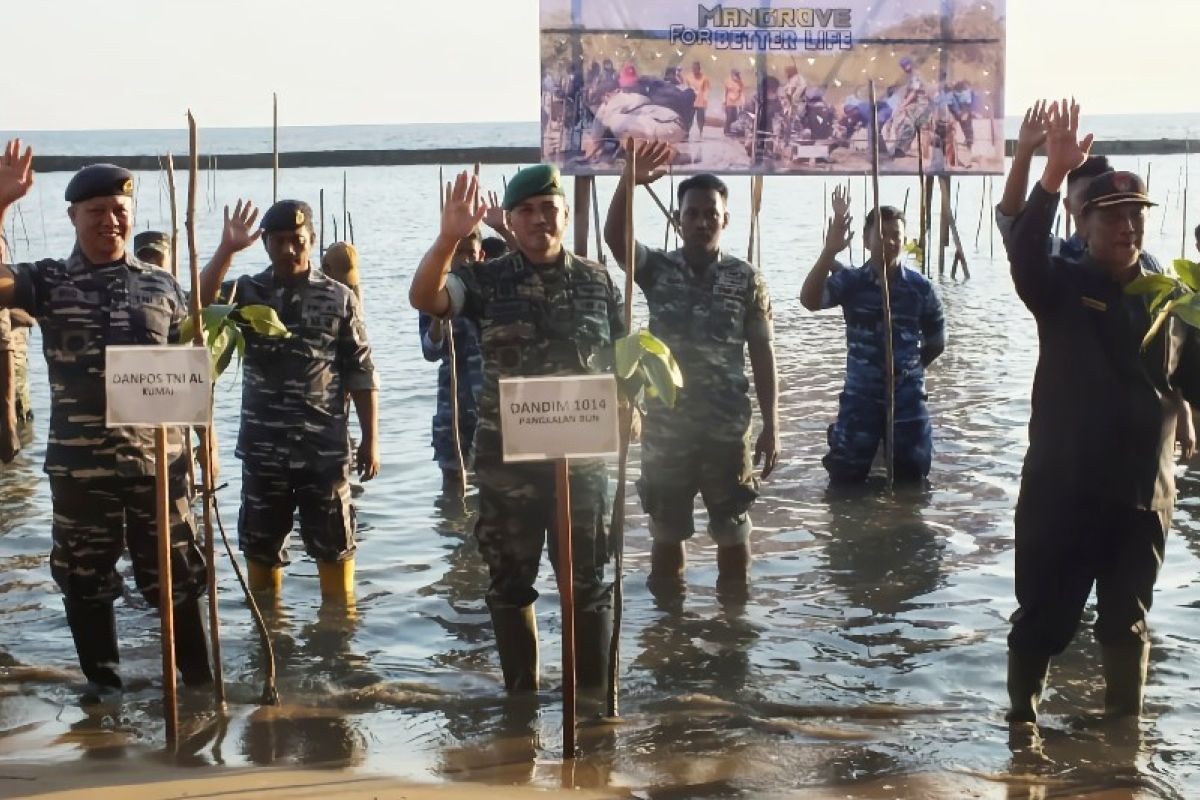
(518, 248), (571, 273)
(863, 259), (911, 285)
(667, 247), (739, 273)
(254, 264), (321, 289)
(65, 245), (146, 276)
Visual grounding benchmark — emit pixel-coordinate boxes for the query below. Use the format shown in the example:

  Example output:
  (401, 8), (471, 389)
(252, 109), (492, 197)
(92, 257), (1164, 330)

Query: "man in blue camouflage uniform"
(410, 165), (624, 694)
(418, 226), (484, 490)
(605, 142), (779, 589)
(801, 185), (946, 483)
(0, 142), (212, 694)
(198, 199), (379, 605)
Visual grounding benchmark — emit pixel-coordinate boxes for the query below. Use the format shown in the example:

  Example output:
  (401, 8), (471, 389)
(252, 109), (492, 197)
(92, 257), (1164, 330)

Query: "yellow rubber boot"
(247, 560), (283, 594)
(317, 558), (355, 604)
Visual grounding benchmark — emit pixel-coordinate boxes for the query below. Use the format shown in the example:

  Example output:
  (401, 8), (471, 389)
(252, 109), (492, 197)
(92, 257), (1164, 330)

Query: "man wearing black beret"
(0, 140), (213, 696)
(198, 198), (378, 608)
(410, 165), (625, 695)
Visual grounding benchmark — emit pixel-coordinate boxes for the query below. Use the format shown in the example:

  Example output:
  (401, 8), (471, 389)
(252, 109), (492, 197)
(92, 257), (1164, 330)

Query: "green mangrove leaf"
(1174, 259), (1200, 292)
(235, 305), (291, 338)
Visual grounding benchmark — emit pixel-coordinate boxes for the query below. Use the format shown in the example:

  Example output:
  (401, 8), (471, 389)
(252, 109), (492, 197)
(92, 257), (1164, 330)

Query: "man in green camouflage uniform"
(606, 142), (779, 589)
(410, 165), (625, 694)
(0, 141), (211, 694)
(198, 199), (378, 605)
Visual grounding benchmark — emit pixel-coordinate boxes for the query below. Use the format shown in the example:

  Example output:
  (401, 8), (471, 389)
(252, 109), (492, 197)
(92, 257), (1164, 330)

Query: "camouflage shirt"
(222, 267), (377, 472)
(632, 244), (773, 442)
(821, 260), (945, 398)
(7, 248), (188, 477)
(445, 250), (625, 463)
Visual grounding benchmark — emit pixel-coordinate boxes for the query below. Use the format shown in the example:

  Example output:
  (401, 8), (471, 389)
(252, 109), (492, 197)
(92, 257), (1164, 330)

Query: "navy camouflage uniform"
(631, 243), (773, 546)
(444, 250), (625, 612)
(6, 249), (205, 605)
(820, 260), (945, 482)
(418, 313), (483, 471)
(224, 267), (377, 567)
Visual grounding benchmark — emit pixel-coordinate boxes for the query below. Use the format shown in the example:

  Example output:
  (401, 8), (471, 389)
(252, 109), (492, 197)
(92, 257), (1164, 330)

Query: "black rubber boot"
(1005, 649), (1051, 724)
(574, 606), (613, 692)
(648, 542), (686, 600)
(173, 597), (214, 688)
(1102, 643), (1150, 719)
(716, 543), (752, 586)
(64, 598), (122, 692)
(490, 604), (539, 693)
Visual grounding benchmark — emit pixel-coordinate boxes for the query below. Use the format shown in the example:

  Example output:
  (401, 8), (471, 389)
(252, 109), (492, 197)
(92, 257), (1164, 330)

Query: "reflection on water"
(3, 161), (1200, 798)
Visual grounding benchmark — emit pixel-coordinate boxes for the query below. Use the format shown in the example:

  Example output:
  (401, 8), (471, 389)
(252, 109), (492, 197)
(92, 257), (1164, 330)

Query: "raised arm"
(996, 100), (1048, 220)
(410, 171), (486, 317)
(197, 200), (262, 305)
(1010, 99), (1091, 315)
(482, 191), (519, 252)
(603, 139), (673, 269)
(800, 184), (853, 311)
(0, 140), (35, 308)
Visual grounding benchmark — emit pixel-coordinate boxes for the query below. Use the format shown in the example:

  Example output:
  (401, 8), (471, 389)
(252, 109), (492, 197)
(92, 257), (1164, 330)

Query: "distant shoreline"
(24, 139), (1194, 173)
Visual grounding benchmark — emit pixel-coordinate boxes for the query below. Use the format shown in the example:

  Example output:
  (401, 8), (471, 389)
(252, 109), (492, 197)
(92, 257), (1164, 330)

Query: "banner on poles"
(539, 0), (1005, 176)
(500, 375), (620, 462)
(105, 345), (212, 427)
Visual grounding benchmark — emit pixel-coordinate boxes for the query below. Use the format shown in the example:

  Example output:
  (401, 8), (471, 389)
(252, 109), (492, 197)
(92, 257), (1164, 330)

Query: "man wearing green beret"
(0, 140), (213, 696)
(410, 164), (625, 694)
(198, 199), (379, 608)
(133, 230), (172, 271)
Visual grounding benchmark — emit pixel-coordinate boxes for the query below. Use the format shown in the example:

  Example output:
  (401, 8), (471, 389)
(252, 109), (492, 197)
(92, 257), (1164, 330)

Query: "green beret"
(502, 164), (565, 211)
(133, 230), (171, 258)
(261, 199), (314, 232)
(65, 164), (134, 203)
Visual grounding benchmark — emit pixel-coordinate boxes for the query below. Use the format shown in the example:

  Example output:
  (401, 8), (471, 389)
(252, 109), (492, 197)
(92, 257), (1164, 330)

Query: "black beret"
(133, 230), (171, 257)
(261, 199), (314, 232)
(65, 164), (134, 203)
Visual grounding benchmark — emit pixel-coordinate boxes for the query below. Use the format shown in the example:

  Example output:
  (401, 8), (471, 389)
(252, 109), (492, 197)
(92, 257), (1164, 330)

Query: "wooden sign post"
(500, 374), (620, 759)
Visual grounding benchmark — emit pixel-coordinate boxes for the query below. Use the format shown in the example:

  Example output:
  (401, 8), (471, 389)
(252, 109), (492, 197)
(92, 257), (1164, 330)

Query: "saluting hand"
(628, 139), (675, 185)
(441, 171), (487, 242)
(824, 184), (854, 254)
(220, 199), (263, 254)
(0, 140), (34, 209)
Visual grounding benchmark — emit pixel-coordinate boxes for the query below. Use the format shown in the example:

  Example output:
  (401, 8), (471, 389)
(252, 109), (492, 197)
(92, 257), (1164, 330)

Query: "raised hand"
(0, 140), (34, 209)
(627, 138), (675, 185)
(441, 171), (487, 242)
(1044, 98), (1093, 182)
(824, 184), (854, 253)
(219, 199), (263, 253)
(482, 190), (508, 233)
(1017, 100), (1048, 155)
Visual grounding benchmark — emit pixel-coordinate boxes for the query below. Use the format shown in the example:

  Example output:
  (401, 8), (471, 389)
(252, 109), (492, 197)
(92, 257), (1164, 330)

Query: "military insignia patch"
(295, 209), (306, 226)
(121, 178), (134, 194)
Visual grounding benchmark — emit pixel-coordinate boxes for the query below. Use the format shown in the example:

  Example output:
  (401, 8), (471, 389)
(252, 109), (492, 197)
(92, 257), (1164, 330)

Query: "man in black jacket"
(1006, 101), (1200, 726)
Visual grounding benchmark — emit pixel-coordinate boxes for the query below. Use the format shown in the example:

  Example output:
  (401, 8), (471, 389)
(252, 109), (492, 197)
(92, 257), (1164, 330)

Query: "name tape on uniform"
(105, 345), (212, 427)
(499, 375), (619, 462)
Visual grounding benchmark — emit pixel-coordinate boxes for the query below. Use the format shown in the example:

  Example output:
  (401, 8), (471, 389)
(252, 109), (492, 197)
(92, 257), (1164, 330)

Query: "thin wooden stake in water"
(319, 189), (325, 255)
(975, 175), (986, 249)
(590, 177), (603, 263)
(272, 93), (279, 203)
(342, 171), (348, 245)
(1182, 138), (1190, 260)
(916, 127), (927, 275)
(988, 176), (994, 259)
(869, 81), (895, 489)
(187, 114), (224, 707)
(166, 154), (179, 279)
(556, 457), (577, 758)
(154, 425), (178, 748)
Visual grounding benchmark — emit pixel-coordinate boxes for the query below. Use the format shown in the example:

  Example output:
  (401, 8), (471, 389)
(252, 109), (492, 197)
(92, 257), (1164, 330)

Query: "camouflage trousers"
(473, 455), (611, 612)
(238, 462), (356, 566)
(636, 423), (759, 546)
(823, 382), (932, 483)
(49, 457), (208, 606)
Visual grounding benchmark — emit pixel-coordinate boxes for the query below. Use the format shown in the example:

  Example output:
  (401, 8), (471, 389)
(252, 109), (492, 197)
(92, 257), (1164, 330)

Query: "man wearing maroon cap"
(1004, 101), (1200, 730)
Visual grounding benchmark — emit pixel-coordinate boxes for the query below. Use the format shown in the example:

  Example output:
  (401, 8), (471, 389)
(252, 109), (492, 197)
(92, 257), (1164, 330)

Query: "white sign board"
(500, 375), (619, 462)
(105, 345), (212, 427)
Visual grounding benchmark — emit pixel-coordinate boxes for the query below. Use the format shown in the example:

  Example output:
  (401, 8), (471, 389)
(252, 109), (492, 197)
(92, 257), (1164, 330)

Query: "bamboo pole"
(319, 189), (325, 255)
(901, 188), (909, 220)
(555, 457), (577, 757)
(272, 93), (279, 203)
(916, 127), (927, 275)
(573, 174), (592, 257)
(186, 115), (224, 707)
(949, 211), (970, 280)
(975, 175), (986, 249)
(1182, 139), (1190, 260)
(988, 176), (995, 259)
(155, 426), (178, 748)
(869, 81), (895, 489)
(590, 176), (603, 263)
(348, 212), (355, 246)
(166, 155), (179, 279)
(938, 175), (951, 277)
(342, 171), (348, 246)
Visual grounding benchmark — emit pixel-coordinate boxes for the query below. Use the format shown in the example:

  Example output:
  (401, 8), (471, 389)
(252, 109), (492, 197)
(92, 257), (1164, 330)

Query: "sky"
(1, 0), (1193, 130)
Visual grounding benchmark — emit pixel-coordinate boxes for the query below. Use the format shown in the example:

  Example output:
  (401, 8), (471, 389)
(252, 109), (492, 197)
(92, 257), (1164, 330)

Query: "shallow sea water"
(1, 148), (1200, 799)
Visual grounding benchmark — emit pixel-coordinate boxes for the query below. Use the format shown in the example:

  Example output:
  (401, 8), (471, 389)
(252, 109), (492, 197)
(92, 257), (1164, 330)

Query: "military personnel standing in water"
(0, 228), (35, 463)
(197, 199), (379, 605)
(605, 140), (779, 590)
(409, 165), (625, 694)
(1004, 101), (1200, 727)
(801, 185), (945, 484)
(0, 140), (212, 694)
